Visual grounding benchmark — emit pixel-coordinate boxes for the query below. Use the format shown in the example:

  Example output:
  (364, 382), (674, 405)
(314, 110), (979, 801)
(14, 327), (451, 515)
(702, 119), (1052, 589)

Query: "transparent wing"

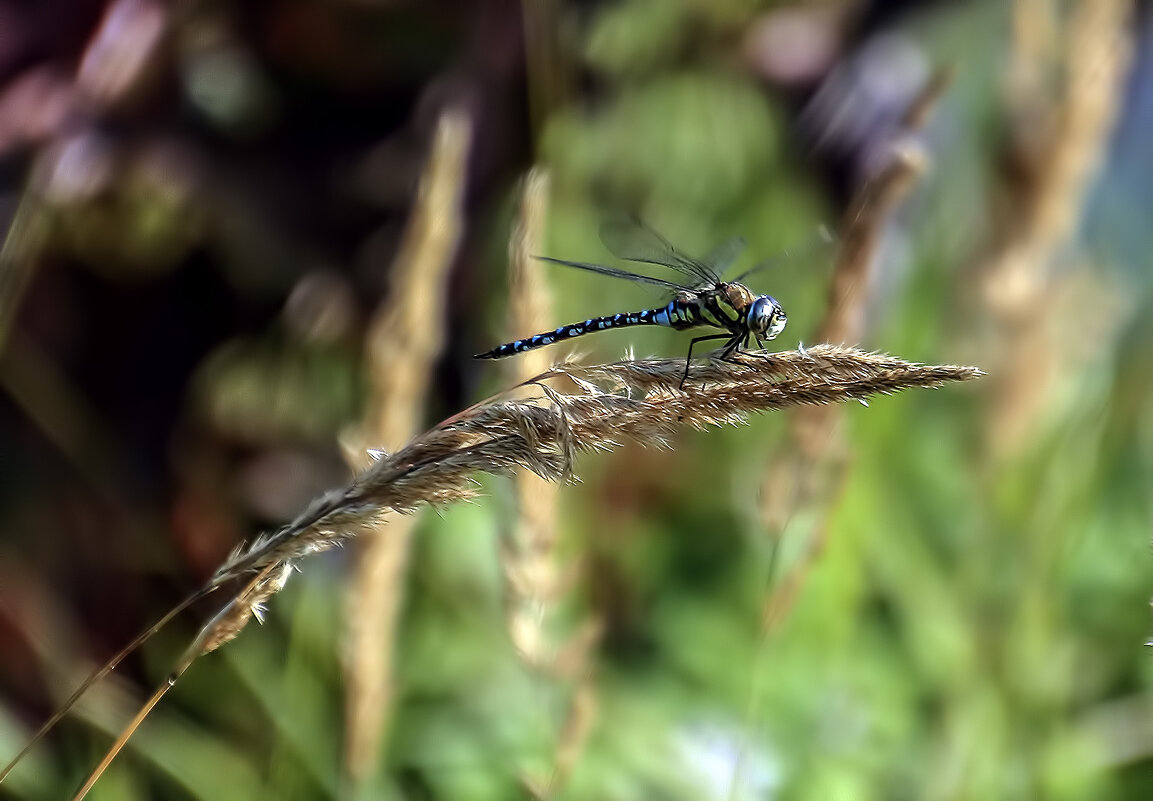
(731, 224), (836, 283)
(599, 218), (723, 285)
(700, 235), (747, 276)
(535, 256), (690, 291)
(731, 256), (784, 284)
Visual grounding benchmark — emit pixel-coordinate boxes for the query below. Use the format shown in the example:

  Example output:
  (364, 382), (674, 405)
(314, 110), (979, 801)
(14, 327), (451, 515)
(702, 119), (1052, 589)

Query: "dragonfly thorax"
(719, 281), (756, 310)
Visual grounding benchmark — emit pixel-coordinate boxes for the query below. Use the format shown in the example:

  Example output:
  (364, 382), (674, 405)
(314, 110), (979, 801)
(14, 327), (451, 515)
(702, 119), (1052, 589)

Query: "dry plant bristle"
(212, 346), (981, 588)
(182, 562), (294, 663)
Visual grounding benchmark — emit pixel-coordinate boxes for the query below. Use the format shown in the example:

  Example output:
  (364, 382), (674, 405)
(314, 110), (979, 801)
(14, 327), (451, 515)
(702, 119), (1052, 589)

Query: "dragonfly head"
(747, 295), (787, 340)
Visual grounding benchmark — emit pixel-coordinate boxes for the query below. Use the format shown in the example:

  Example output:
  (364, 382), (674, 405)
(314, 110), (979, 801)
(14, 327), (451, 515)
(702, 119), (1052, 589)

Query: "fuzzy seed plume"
(210, 345), (981, 588)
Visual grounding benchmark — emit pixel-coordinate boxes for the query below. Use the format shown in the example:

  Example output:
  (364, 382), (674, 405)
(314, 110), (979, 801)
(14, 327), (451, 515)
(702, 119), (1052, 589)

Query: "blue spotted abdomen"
(474, 300), (700, 359)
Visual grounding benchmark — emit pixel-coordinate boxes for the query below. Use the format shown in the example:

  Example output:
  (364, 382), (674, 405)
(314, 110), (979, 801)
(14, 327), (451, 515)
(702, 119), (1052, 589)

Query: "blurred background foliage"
(0, 0), (1151, 799)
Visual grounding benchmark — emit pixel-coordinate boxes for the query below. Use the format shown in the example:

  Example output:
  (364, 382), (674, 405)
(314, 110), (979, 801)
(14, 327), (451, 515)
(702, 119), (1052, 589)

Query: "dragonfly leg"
(718, 331), (746, 360)
(718, 331), (768, 375)
(681, 333), (732, 389)
(735, 332), (780, 370)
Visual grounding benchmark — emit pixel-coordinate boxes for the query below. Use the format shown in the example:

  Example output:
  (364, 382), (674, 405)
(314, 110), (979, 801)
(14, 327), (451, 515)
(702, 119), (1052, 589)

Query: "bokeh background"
(1, 0), (1151, 799)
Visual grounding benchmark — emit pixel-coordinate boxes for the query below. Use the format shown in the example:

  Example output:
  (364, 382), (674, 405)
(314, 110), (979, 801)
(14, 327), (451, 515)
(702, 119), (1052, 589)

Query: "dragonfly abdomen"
(474, 300), (703, 359)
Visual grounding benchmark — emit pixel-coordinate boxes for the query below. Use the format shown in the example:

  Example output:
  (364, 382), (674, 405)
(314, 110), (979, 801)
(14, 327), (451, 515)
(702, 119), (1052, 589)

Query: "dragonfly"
(475, 219), (788, 388)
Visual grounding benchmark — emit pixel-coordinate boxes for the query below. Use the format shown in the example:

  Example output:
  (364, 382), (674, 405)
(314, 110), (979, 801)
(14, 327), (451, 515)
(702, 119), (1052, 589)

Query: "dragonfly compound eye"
(748, 296), (786, 339)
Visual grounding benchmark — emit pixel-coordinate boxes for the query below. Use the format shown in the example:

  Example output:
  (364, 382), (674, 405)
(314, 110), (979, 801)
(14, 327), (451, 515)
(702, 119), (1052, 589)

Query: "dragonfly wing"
(599, 218), (721, 285)
(701, 236), (746, 276)
(731, 225), (835, 283)
(535, 256), (688, 290)
(731, 257), (780, 284)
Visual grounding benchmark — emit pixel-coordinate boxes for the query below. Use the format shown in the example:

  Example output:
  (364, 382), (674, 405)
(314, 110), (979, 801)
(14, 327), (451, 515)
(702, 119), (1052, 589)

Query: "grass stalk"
(2, 345), (980, 794)
(213, 346), (981, 585)
(341, 109), (470, 788)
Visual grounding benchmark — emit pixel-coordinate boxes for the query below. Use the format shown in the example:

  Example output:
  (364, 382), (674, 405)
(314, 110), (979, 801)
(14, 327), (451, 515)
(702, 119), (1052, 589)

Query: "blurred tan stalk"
(499, 170), (601, 797)
(981, 0), (1131, 456)
(759, 70), (945, 628)
(341, 111), (470, 787)
(503, 169), (561, 667)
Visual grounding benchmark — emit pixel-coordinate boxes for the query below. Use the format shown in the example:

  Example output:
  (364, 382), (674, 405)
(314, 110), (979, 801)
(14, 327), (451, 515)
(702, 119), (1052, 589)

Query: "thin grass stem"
(0, 585), (217, 783)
